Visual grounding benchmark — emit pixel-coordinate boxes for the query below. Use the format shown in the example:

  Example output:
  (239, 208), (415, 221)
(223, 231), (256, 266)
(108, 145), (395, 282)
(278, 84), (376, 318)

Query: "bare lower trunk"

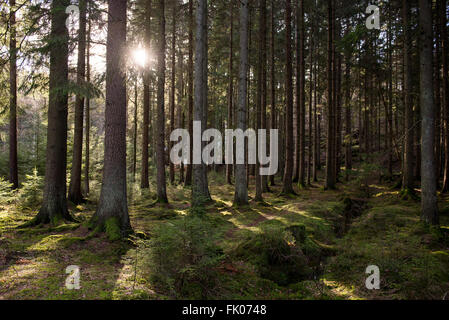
(155, 0), (168, 203)
(36, 0), (74, 225)
(402, 0), (414, 193)
(9, 0), (18, 190)
(234, 0), (249, 206)
(185, 0), (194, 186)
(281, 0), (295, 195)
(192, 0), (211, 206)
(69, 0), (87, 204)
(420, 0), (439, 224)
(90, 0), (131, 239)
(141, 0), (152, 190)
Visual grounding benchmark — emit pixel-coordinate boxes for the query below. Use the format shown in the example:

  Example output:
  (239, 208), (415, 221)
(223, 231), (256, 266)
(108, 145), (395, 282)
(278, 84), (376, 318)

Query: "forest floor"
(1, 170), (449, 300)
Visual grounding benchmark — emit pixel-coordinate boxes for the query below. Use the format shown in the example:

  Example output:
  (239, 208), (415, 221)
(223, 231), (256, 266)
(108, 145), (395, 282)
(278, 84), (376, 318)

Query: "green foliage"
(0, 177), (15, 205)
(145, 215), (224, 299)
(17, 168), (44, 210)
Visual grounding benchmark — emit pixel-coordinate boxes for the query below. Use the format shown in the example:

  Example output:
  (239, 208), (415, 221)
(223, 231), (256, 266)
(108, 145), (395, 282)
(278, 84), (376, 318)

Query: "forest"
(0, 0), (449, 301)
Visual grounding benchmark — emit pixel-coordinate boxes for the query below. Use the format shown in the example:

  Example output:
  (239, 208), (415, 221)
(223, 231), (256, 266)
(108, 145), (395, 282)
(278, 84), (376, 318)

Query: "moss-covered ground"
(1, 170), (449, 300)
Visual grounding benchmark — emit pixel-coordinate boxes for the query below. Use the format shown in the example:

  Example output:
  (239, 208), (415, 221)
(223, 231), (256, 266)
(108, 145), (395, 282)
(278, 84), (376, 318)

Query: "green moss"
(105, 217), (122, 241)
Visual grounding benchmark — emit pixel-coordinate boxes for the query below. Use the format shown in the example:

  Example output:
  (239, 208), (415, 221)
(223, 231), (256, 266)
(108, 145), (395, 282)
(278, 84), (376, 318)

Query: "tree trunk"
(132, 82), (138, 182)
(297, 0), (305, 188)
(90, 0), (131, 238)
(169, 0), (176, 185)
(155, 0), (168, 203)
(192, 0), (211, 206)
(420, 0), (439, 225)
(84, 13), (91, 196)
(441, 0), (449, 192)
(434, 0), (442, 185)
(255, 0), (266, 202)
(307, 19), (314, 186)
(226, 0), (234, 185)
(234, 0), (249, 206)
(69, 0), (87, 204)
(344, 46), (352, 181)
(35, 0), (74, 225)
(141, 0), (152, 189)
(325, 0), (335, 190)
(402, 0), (415, 195)
(269, 0), (276, 187)
(9, 0), (18, 190)
(281, 0), (295, 195)
(185, 0), (194, 186)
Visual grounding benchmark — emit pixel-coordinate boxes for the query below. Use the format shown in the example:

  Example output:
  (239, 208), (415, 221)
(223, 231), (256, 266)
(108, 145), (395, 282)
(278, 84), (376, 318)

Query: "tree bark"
(325, 0), (336, 190)
(192, 0), (211, 206)
(69, 0), (87, 204)
(35, 0), (74, 225)
(226, 0), (234, 185)
(402, 0), (415, 194)
(269, 0), (276, 187)
(234, 0), (249, 206)
(255, 0), (266, 202)
(169, 0), (177, 185)
(297, 0), (305, 188)
(185, 0), (194, 186)
(9, 0), (18, 190)
(281, 0), (295, 195)
(132, 81), (138, 182)
(434, 0), (442, 185)
(84, 13), (91, 196)
(141, 0), (152, 189)
(441, 0), (449, 192)
(155, 0), (168, 203)
(420, 0), (439, 225)
(90, 0), (131, 238)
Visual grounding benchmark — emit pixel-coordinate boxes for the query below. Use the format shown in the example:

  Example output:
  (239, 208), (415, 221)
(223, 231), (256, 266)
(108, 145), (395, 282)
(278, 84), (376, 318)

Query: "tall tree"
(269, 0), (276, 187)
(255, 0), (266, 202)
(34, 0), (75, 225)
(185, 0), (194, 186)
(420, 0), (439, 224)
(9, 0), (18, 189)
(141, 0), (152, 189)
(307, 17), (314, 185)
(90, 0), (131, 238)
(226, 0), (234, 185)
(281, 0), (295, 195)
(169, 0), (177, 185)
(344, 44), (352, 181)
(402, 0), (414, 196)
(84, 12), (91, 195)
(234, 0), (249, 206)
(325, 0), (336, 190)
(434, 0), (442, 184)
(69, 0), (87, 204)
(155, 0), (168, 203)
(132, 81), (138, 181)
(441, 0), (449, 192)
(297, 0), (305, 188)
(192, 0), (211, 206)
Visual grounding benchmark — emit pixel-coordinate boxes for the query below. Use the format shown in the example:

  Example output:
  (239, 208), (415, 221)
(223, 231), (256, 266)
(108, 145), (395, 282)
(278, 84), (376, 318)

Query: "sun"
(132, 47), (148, 69)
